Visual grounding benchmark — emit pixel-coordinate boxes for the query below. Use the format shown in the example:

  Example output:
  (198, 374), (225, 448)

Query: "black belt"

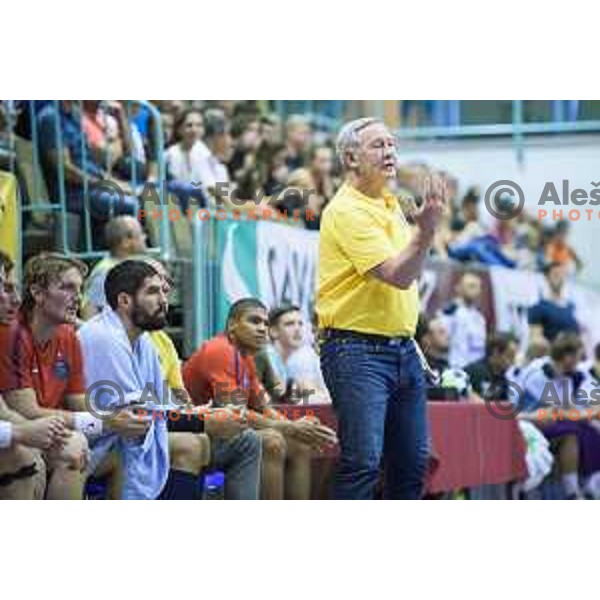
(320, 328), (412, 345)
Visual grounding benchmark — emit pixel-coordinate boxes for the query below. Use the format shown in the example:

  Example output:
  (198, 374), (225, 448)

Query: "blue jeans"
(320, 333), (429, 499)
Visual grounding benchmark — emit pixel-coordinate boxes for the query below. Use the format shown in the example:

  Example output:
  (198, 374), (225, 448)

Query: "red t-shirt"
(182, 334), (264, 408)
(0, 320), (85, 409)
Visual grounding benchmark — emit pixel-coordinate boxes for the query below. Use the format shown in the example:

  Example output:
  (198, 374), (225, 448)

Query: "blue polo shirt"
(37, 102), (104, 209)
(528, 299), (579, 342)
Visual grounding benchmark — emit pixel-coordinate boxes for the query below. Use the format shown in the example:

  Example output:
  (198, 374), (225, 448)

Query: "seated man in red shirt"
(0, 251), (69, 499)
(0, 253), (146, 499)
(183, 297), (336, 499)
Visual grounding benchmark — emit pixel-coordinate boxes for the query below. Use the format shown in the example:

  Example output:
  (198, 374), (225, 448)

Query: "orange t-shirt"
(182, 334), (264, 408)
(0, 319), (85, 409)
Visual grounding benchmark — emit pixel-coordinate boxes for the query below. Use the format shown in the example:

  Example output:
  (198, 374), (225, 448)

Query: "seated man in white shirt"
(267, 304), (330, 405)
(440, 271), (487, 369)
(516, 333), (600, 498)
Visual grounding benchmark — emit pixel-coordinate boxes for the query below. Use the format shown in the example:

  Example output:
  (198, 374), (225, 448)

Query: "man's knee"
(285, 436), (312, 460)
(50, 431), (89, 472)
(170, 433), (210, 473)
(260, 430), (287, 462)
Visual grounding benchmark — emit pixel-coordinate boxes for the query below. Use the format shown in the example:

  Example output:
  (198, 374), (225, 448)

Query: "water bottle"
(203, 471), (225, 500)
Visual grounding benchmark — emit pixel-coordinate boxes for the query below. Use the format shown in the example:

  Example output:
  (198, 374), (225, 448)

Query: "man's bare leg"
(168, 432), (211, 474)
(284, 437), (312, 500)
(0, 446), (46, 500)
(555, 434), (581, 498)
(257, 429), (286, 499)
(46, 432), (88, 500)
(93, 451), (123, 500)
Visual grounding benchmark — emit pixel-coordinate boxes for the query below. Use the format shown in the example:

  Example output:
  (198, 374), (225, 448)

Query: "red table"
(272, 401), (527, 497)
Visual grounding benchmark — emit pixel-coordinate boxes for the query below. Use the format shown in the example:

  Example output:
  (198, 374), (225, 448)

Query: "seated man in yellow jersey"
(317, 118), (446, 499)
(81, 215), (147, 320)
(146, 259), (262, 500)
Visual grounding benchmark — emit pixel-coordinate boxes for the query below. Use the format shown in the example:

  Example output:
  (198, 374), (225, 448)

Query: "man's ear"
(29, 284), (45, 305)
(345, 150), (359, 170)
(117, 291), (132, 310)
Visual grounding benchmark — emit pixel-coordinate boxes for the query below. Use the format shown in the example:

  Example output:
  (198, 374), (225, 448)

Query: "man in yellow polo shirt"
(317, 117), (446, 499)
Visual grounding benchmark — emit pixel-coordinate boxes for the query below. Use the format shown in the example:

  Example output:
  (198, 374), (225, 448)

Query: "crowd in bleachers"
(0, 100), (597, 500)
(1, 100), (582, 274)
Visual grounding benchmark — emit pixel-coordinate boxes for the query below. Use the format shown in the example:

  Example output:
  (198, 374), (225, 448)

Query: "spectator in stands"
(310, 145), (336, 206)
(465, 332), (519, 402)
(81, 215), (147, 319)
(528, 261), (580, 346)
(228, 115), (265, 201)
(285, 115), (312, 170)
(260, 114), (283, 148)
(450, 187), (484, 241)
(163, 107), (213, 210)
(182, 298), (336, 499)
(0, 251), (69, 499)
(264, 304), (330, 404)
(516, 333), (600, 498)
(440, 271), (487, 368)
(269, 168), (318, 225)
(195, 108), (233, 205)
(0, 253), (96, 499)
(448, 188), (517, 268)
(544, 221), (583, 274)
(78, 260), (207, 499)
(263, 143), (289, 197)
(415, 315), (450, 377)
(161, 110), (175, 149)
(165, 108), (206, 183)
(81, 101), (130, 173)
(144, 259), (262, 499)
(36, 101), (139, 218)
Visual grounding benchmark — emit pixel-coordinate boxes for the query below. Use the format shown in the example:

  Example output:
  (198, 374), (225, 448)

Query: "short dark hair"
(269, 304), (301, 328)
(104, 216), (140, 253)
(0, 250), (14, 276)
(104, 260), (159, 310)
(550, 332), (583, 362)
(486, 332), (519, 357)
(226, 298), (267, 328)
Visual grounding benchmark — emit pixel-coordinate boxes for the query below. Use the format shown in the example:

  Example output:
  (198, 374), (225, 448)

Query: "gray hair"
(204, 108), (228, 138)
(335, 117), (383, 171)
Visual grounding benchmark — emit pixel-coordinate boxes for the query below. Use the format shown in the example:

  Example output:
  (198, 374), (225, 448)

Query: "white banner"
(256, 221), (319, 318)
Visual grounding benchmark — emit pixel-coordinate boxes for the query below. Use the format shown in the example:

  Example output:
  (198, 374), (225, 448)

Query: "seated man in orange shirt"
(0, 253), (147, 499)
(0, 251), (69, 499)
(183, 297), (336, 499)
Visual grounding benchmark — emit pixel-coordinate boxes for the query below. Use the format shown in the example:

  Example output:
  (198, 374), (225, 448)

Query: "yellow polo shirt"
(149, 330), (185, 390)
(317, 182), (419, 337)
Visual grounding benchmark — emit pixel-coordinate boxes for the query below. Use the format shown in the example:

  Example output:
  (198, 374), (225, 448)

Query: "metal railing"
(9, 100), (171, 261)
